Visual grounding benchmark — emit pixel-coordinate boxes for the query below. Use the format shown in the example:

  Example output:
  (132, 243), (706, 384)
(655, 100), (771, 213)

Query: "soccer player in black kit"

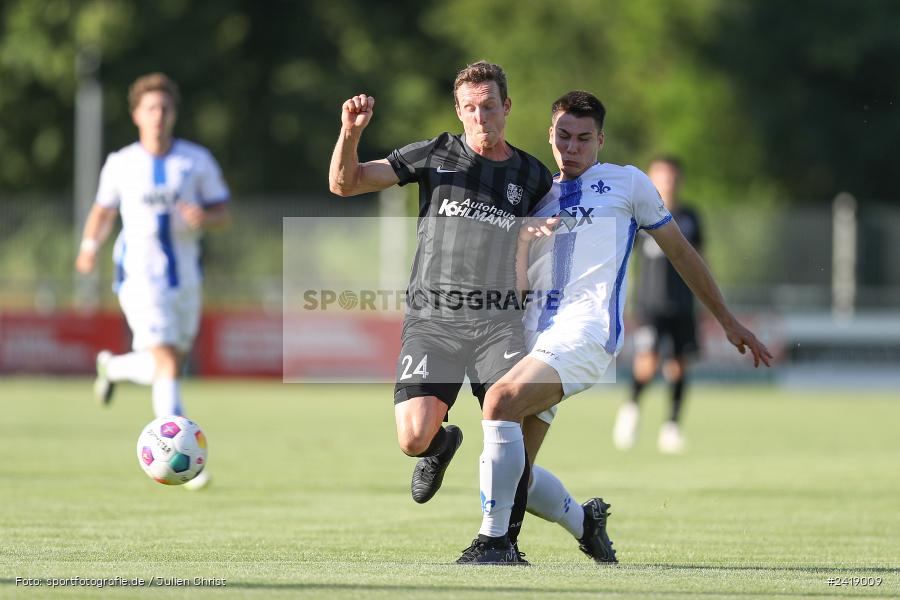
(328, 61), (552, 563)
(614, 156), (704, 454)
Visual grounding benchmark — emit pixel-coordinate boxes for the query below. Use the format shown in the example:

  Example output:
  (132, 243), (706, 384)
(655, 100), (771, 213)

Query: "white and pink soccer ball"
(136, 416), (207, 485)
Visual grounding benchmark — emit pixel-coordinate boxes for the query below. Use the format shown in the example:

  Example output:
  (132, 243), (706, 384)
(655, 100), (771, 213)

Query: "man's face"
(132, 90), (176, 141)
(647, 161), (680, 206)
(455, 81), (510, 151)
(549, 112), (603, 180)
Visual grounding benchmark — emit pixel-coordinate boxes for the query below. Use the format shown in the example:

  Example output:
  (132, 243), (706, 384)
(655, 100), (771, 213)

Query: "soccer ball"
(136, 416), (207, 485)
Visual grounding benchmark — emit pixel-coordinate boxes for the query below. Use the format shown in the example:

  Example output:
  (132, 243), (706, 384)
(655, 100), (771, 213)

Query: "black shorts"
(393, 316), (526, 411)
(633, 313), (698, 357)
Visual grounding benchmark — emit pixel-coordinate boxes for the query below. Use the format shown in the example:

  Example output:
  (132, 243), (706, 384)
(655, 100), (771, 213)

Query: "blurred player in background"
(75, 73), (230, 490)
(463, 91), (772, 564)
(614, 157), (703, 454)
(329, 61), (552, 562)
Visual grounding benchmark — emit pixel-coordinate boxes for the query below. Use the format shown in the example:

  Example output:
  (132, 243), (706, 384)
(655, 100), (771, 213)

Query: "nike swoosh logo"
(504, 351), (521, 359)
(436, 166), (459, 173)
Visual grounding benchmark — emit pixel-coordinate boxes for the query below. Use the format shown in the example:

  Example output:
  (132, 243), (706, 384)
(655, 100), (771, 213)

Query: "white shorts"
(118, 282), (202, 353)
(526, 326), (615, 425)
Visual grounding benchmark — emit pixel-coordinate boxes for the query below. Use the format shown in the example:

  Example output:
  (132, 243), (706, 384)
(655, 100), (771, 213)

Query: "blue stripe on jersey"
(604, 217), (638, 354)
(643, 213), (672, 230)
(558, 178), (582, 210)
(157, 213), (179, 288)
(537, 178), (582, 332)
(152, 155), (179, 288)
(113, 241), (126, 293)
(153, 156), (166, 186)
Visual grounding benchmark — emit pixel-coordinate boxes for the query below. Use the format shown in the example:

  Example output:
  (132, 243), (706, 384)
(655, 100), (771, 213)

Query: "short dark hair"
(453, 60), (508, 104)
(128, 72), (180, 112)
(551, 90), (606, 131)
(649, 155), (683, 173)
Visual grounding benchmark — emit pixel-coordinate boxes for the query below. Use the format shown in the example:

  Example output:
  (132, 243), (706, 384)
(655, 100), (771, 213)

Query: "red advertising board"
(280, 313), (402, 381)
(193, 312), (284, 377)
(0, 310), (780, 379)
(0, 310), (402, 379)
(0, 312), (128, 374)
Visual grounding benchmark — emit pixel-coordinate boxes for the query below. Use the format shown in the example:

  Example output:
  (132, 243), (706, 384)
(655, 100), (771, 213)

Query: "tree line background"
(1, 0), (898, 206)
(2, 0), (899, 310)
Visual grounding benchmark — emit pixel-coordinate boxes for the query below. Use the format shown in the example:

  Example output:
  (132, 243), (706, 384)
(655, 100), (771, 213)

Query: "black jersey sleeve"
(517, 152), (553, 214)
(387, 135), (441, 186)
(533, 166), (553, 211)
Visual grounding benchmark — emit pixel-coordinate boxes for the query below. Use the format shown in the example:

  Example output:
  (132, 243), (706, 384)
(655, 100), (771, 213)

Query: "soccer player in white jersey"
(75, 73), (230, 489)
(458, 91), (772, 563)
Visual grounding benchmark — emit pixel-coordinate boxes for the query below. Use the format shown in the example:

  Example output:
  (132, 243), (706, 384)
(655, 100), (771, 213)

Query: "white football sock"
(106, 351), (156, 385)
(527, 464), (584, 539)
(152, 378), (183, 418)
(478, 420), (525, 539)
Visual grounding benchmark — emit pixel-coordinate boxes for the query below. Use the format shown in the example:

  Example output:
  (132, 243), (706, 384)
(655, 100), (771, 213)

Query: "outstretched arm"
(648, 220), (772, 367)
(328, 94), (399, 196)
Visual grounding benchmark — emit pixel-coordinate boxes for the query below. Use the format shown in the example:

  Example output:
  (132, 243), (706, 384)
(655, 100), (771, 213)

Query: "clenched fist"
(341, 94), (375, 132)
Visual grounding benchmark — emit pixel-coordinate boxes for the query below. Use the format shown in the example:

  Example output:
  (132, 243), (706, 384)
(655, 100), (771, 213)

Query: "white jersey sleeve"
(628, 165), (671, 230)
(95, 153), (122, 209)
(196, 150), (230, 206)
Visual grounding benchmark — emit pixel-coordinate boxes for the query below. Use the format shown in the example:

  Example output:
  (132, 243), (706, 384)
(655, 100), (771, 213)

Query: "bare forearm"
(329, 128), (363, 196)
(76, 204), (116, 273)
(81, 205), (115, 245)
(669, 246), (735, 328)
(650, 221), (771, 366)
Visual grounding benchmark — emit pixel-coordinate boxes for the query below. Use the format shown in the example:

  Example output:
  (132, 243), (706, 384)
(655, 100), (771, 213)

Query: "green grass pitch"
(1, 377), (898, 599)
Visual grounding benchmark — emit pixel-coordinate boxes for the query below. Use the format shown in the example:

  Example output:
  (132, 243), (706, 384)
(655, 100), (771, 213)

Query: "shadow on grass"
(148, 580), (900, 597)
(4, 564), (897, 597)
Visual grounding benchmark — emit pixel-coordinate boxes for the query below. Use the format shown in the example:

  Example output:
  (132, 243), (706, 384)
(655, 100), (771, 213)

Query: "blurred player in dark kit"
(614, 157), (703, 454)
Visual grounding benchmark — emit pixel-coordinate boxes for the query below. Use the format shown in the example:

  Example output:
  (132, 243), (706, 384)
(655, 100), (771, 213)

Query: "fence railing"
(2, 195), (898, 312)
